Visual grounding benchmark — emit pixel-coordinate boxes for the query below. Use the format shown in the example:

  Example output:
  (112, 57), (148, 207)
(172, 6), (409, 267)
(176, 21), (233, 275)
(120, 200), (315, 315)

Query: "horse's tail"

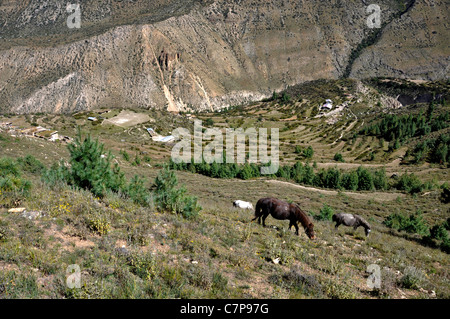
(253, 199), (263, 220)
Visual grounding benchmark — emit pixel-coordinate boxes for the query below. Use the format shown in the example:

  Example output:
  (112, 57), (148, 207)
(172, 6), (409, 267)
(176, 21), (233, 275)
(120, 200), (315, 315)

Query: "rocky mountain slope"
(0, 0), (448, 113)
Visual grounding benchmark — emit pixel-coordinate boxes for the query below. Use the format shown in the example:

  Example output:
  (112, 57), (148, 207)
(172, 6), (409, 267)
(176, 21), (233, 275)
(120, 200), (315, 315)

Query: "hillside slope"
(0, 0), (448, 113)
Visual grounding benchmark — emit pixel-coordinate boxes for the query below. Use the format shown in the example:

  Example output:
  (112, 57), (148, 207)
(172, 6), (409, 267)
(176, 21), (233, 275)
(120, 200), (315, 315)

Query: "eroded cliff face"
(0, 0), (448, 114)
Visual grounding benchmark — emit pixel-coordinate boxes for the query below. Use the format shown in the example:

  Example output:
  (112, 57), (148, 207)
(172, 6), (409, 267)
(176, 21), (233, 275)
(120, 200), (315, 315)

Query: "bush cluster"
(383, 211), (429, 236)
(384, 212), (450, 254)
(42, 130), (150, 206)
(41, 130), (197, 216)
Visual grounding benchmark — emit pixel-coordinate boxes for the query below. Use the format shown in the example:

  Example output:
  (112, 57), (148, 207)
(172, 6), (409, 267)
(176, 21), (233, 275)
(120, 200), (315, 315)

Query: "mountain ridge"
(0, 0), (448, 113)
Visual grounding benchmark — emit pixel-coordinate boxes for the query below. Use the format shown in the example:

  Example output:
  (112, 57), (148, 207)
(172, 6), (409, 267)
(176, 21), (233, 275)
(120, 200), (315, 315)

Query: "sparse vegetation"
(0, 77), (448, 300)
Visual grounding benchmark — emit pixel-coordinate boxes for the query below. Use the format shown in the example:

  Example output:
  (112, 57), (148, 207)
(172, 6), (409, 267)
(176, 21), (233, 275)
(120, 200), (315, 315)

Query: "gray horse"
(332, 213), (371, 237)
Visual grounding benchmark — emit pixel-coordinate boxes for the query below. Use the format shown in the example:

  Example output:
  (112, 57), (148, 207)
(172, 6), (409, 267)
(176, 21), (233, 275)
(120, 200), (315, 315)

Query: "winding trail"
(263, 179), (404, 202)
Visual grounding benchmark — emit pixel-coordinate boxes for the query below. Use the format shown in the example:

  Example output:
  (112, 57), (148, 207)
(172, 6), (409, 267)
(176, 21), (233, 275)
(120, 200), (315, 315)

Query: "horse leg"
(288, 220), (299, 235)
(262, 211), (270, 227)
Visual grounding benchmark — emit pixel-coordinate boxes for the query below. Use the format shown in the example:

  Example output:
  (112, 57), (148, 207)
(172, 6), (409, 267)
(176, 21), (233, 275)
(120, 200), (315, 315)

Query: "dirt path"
(264, 180), (404, 202)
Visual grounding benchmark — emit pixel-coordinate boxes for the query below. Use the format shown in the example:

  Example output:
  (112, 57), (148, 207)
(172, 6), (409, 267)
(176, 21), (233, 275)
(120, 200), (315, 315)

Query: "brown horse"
(252, 197), (315, 239)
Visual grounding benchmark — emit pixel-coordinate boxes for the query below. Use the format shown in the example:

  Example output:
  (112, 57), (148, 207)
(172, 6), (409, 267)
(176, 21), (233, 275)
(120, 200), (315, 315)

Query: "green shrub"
(124, 175), (152, 206)
(127, 252), (157, 280)
(441, 185), (450, 203)
(429, 224), (449, 241)
(154, 165), (201, 219)
(403, 212), (429, 236)
(399, 266), (425, 290)
(333, 153), (345, 162)
(314, 204), (334, 221)
(120, 150), (130, 162)
(281, 92), (291, 103)
(383, 212), (408, 230)
(0, 225), (9, 242)
(41, 160), (70, 188)
(0, 175), (31, 194)
(323, 168), (341, 189)
(238, 163), (254, 180)
(212, 272), (228, 291)
(384, 211), (429, 236)
(0, 157), (32, 207)
(440, 238), (450, 254)
(303, 146), (314, 159)
(86, 214), (111, 236)
(205, 118), (214, 126)
(132, 154), (141, 166)
(373, 168), (388, 190)
(395, 173), (424, 194)
(43, 129), (126, 198)
(0, 157), (21, 178)
(444, 217), (450, 231)
(17, 155), (45, 175)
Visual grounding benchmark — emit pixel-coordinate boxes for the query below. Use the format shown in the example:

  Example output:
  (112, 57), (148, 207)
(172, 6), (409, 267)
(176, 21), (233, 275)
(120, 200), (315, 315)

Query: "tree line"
(359, 103), (448, 148)
(169, 157), (433, 194)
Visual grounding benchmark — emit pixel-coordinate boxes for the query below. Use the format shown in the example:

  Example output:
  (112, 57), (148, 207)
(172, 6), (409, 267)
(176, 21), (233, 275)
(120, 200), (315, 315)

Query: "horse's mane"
(292, 204), (313, 228)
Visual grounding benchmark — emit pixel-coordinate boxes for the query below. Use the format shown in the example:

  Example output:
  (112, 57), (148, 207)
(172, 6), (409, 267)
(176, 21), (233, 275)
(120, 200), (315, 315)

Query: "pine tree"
(67, 129), (125, 198)
(341, 170), (359, 191)
(357, 166), (374, 191)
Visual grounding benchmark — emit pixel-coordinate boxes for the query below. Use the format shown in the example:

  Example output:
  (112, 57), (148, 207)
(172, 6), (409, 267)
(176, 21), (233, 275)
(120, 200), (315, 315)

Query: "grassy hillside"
(0, 79), (449, 299)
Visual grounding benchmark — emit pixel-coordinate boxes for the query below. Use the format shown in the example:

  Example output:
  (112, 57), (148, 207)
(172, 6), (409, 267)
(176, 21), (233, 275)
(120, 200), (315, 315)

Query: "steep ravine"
(0, 0), (447, 114)
(343, 0), (417, 78)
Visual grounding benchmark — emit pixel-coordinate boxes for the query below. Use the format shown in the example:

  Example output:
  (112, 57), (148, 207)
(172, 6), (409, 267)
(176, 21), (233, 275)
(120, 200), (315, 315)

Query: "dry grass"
(0, 83), (449, 299)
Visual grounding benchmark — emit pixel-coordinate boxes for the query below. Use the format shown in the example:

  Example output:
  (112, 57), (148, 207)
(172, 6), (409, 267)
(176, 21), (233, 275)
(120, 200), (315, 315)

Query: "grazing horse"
(332, 213), (371, 237)
(233, 200), (254, 210)
(252, 197), (315, 239)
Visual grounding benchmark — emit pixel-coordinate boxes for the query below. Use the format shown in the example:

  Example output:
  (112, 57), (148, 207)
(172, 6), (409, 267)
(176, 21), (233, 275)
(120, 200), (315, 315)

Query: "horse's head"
(359, 216), (371, 237)
(305, 223), (315, 240)
(293, 204), (316, 240)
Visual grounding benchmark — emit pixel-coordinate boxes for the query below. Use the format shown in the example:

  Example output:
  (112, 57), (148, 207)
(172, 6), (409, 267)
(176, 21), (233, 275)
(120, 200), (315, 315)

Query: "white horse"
(233, 200), (254, 210)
